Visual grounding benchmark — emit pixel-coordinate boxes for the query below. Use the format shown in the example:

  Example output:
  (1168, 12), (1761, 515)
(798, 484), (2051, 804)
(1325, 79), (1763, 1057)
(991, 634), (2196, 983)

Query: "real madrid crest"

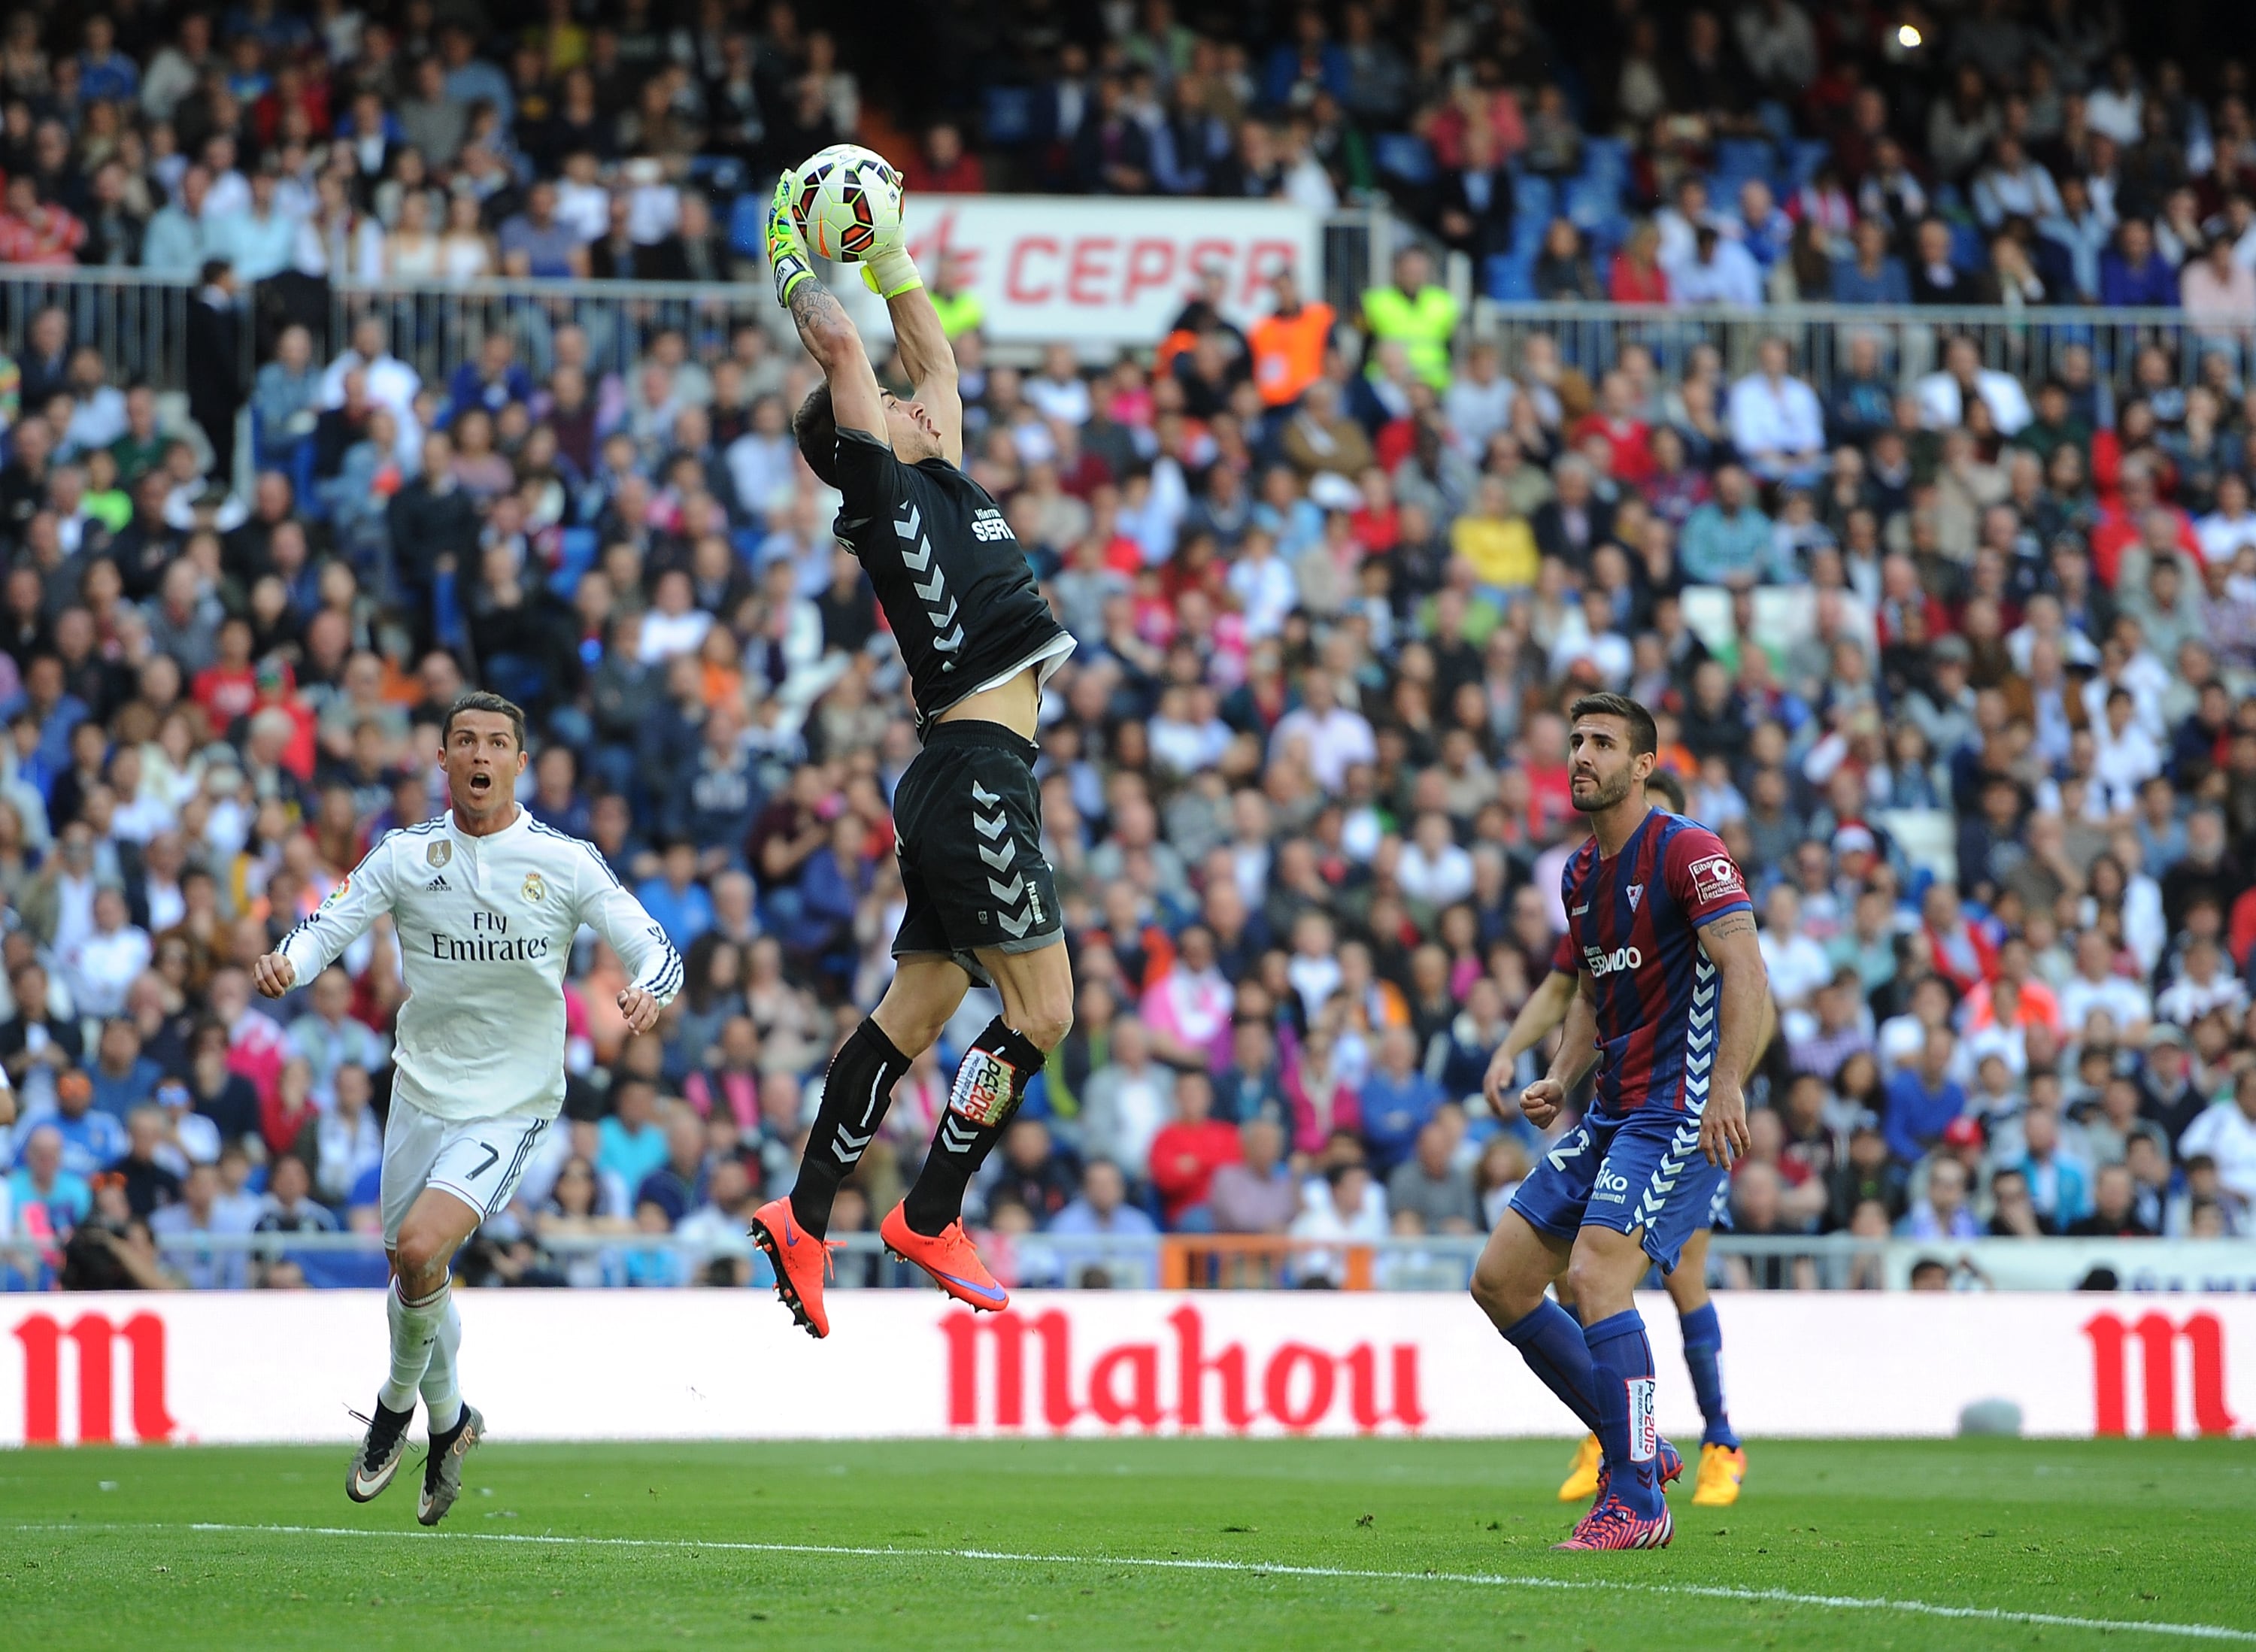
(427, 840), (452, 868)
(522, 872), (546, 902)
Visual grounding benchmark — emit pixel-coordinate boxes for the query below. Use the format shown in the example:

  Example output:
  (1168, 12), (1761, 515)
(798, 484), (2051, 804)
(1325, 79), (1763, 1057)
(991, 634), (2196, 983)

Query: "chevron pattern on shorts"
(971, 781), (1042, 938)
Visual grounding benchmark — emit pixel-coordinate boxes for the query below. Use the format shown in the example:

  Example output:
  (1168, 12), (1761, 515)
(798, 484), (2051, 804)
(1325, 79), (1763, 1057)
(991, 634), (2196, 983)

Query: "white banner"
(893, 195), (1323, 345)
(1, 1290), (2248, 1447)
(1885, 1238), (2256, 1292)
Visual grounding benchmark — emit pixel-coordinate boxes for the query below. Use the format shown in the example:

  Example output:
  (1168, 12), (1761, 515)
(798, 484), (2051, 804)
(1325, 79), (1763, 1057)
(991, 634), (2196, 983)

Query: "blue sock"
(1678, 1302), (1739, 1450)
(1499, 1300), (1600, 1433)
(1584, 1308), (1663, 1513)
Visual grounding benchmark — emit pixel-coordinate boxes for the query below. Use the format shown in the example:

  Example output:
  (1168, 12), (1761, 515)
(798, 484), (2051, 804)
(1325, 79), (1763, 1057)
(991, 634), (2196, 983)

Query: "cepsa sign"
(899, 195), (1323, 345)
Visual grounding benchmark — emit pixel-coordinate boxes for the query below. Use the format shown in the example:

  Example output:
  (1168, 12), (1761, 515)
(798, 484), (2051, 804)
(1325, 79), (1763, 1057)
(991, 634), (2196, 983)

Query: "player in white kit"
(253, 693), (682, 1524)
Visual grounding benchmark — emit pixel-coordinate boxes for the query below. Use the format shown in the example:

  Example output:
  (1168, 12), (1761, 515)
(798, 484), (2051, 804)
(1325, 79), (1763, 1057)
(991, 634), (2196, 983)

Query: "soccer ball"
(788, 144), (904, 261)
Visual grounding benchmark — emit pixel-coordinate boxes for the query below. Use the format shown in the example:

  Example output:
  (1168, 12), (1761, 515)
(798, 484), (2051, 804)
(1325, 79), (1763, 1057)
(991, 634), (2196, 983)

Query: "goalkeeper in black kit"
(748, 159), (1078, 1338)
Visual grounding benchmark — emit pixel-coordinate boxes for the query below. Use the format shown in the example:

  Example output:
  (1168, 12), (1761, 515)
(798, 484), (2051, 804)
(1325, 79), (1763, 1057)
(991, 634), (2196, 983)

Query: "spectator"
(1147, 1070), (1242, 1229)
(1726, 338), (1826, 489)
(1360, 247), (1457, 391)
(1886, 1028), (1969, 1165)
(2099, 218), (2181, 308)
(1208, 1116), (1298, 1234)
(1357, 1025), (1445, 1175)
(1287, 1159), (1387, 1284)
(1385, 1117), (1477, 1231)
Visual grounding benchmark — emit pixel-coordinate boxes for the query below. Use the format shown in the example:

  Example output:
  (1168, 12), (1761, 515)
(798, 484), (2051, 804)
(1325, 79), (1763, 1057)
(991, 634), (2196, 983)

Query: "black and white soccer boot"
(417, 1404), (484, 1526)
(344, 1398), (416, 1503)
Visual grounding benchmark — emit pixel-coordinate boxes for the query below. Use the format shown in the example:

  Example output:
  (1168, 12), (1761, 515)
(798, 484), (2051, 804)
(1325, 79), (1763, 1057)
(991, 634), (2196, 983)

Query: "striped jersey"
(279, 808), (682, 1123)
(1562, 809), (1751, 1120)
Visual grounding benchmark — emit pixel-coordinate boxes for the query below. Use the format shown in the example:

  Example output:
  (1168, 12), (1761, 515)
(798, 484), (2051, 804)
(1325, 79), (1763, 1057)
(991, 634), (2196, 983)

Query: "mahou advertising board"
(1, 1291), (2248, 1447)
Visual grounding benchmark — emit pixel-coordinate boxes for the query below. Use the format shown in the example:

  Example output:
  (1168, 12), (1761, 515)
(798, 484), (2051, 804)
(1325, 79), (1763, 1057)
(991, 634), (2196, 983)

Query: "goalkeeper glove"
(766, 174), (814, 307)
(857, 177), (921, 298)
(859, 246), (922, 299)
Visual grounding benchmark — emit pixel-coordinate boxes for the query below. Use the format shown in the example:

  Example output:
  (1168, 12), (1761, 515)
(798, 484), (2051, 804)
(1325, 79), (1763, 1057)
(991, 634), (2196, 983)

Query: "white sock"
(418, 1295), (463, 1434)
(378, 1279), (450, 1414)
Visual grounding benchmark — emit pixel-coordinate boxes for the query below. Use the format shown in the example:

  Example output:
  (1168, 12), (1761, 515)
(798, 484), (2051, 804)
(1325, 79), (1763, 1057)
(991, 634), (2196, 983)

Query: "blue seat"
(981, 84), (1036, 147)
(1515, 173), (1556, 225)
(1375, 132), (1435, 185)
(1788, 139), (1832, 189)
(553, 527), (599, 599)
(1579, 135), (1631, 181)
(1484, 253), (1536, 302)
(1948, 221), (1985, 272)
(727, 192), (766, 259)
(1564, 176), (1620, 227)
(1715, 137), (1775, 180)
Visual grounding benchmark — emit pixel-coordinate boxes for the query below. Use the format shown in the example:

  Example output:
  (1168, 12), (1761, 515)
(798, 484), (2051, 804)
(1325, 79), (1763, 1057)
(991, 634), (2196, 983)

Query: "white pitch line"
(11, 1521), (2246, 1644)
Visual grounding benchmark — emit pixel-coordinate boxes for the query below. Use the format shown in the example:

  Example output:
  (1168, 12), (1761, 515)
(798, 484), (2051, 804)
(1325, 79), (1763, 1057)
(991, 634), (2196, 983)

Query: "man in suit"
(185, 259), (245, 487)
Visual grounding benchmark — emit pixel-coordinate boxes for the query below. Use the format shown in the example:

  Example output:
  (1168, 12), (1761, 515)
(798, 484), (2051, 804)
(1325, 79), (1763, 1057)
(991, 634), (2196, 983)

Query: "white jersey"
(278, 808), (682, 1124)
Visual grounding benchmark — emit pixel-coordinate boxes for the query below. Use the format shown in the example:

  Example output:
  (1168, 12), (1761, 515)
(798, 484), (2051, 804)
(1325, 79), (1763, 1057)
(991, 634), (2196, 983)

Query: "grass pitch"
(2, 1436), (2252, 1650)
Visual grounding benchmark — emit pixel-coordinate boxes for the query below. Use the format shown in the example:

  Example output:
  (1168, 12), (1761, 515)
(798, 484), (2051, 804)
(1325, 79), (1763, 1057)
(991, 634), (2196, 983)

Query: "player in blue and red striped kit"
(1481, 768), (1756, 1509)
(1468, 693), (1769, 1550)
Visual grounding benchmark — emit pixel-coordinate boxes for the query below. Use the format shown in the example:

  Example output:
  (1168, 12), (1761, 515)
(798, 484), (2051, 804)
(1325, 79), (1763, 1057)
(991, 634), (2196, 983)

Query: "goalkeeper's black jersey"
(829, 426), (1074, 737)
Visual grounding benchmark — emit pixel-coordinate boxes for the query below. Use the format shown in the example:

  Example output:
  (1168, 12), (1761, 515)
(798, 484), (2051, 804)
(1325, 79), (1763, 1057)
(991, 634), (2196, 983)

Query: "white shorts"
(380, 1096), (550, 1247)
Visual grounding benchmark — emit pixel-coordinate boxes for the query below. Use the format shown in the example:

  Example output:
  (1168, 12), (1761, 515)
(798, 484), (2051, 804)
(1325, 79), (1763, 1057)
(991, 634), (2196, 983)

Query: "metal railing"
(0, 267), (197, 389)
(0, 259), (2239, 410)
(1469, 300), (2221, 403)
(9, 1228), (2248, 1294)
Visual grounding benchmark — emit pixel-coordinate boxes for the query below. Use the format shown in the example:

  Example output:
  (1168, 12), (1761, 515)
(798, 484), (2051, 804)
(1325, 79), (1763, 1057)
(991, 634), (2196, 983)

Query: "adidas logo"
(426, 875), (452, 892)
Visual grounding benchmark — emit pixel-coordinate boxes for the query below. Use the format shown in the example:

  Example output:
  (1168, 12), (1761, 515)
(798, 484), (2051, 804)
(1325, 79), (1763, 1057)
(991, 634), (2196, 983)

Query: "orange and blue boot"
(880, 1202), (1009, 1313)
(749, 1196), (837, 1338)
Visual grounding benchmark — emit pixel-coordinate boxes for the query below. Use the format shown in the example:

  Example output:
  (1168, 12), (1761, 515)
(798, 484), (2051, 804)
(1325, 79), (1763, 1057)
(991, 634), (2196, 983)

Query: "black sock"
(903, 1017), (1045, 1237)
(789, 1018), (912, 1238)
(429, 1405), (472, 1448)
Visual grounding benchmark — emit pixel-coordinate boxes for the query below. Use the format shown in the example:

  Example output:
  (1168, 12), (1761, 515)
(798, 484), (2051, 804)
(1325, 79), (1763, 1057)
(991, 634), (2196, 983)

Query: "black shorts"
(890, 720), (1063, 984)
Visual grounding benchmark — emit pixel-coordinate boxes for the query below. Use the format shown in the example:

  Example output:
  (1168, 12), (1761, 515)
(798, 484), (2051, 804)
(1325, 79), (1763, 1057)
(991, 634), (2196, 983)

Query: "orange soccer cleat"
(880, 1202), (1010, 1314)
(749, 1197), (838, 1338)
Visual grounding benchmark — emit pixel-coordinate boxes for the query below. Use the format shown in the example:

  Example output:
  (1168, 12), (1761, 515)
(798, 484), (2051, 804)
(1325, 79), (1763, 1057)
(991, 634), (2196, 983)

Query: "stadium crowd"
(0, 1), (2254, 1294)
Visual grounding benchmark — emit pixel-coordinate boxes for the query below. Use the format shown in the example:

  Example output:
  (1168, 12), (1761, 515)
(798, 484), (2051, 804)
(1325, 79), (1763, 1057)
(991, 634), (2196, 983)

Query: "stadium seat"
(1875, 808), (1960, 888)
(1714, 138), (1775, 184)
(1788, 138), (1832, 189)
(980, 84), (1036, 147)
(553, 527), (599, 599)
(727, 192), (766, 259)
(1516, 174), (1556, 226)
(1578, 135), (1630, 181)
(1484, 253), (1536, 302)
(1375, 132), (1436, 185)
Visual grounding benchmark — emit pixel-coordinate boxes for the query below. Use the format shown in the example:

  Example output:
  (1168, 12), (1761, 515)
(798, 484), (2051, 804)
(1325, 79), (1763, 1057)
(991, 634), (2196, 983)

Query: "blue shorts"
(1510, 1107), (1728, 1274)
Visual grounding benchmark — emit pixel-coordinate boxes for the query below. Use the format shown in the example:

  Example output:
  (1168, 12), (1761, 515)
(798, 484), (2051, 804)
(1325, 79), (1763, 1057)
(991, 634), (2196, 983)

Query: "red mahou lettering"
(1089, 1343), (1163, 1427)
(1169, 1305), (1254, 1429)
(1264, 1344), (1336, 1432)
(14, 1311), (176, 1445)
(2085, 1311), (2235, 1437)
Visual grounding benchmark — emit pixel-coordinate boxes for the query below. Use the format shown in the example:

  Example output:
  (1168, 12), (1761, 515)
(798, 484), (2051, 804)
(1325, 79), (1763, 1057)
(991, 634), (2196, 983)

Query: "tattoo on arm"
(787, 277), (848, 338)
(1702, 912), (1757, 944)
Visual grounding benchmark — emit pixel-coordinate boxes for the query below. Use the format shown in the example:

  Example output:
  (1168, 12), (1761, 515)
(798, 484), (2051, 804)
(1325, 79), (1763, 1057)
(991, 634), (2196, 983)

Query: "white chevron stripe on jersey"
(978, 839), (1016, 870)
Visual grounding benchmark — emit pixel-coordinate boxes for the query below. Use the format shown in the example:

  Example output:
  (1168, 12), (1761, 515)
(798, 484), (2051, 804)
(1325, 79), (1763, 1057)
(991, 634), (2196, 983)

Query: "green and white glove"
(857, 177), (922, 299)
(766, 173), (814, 307)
